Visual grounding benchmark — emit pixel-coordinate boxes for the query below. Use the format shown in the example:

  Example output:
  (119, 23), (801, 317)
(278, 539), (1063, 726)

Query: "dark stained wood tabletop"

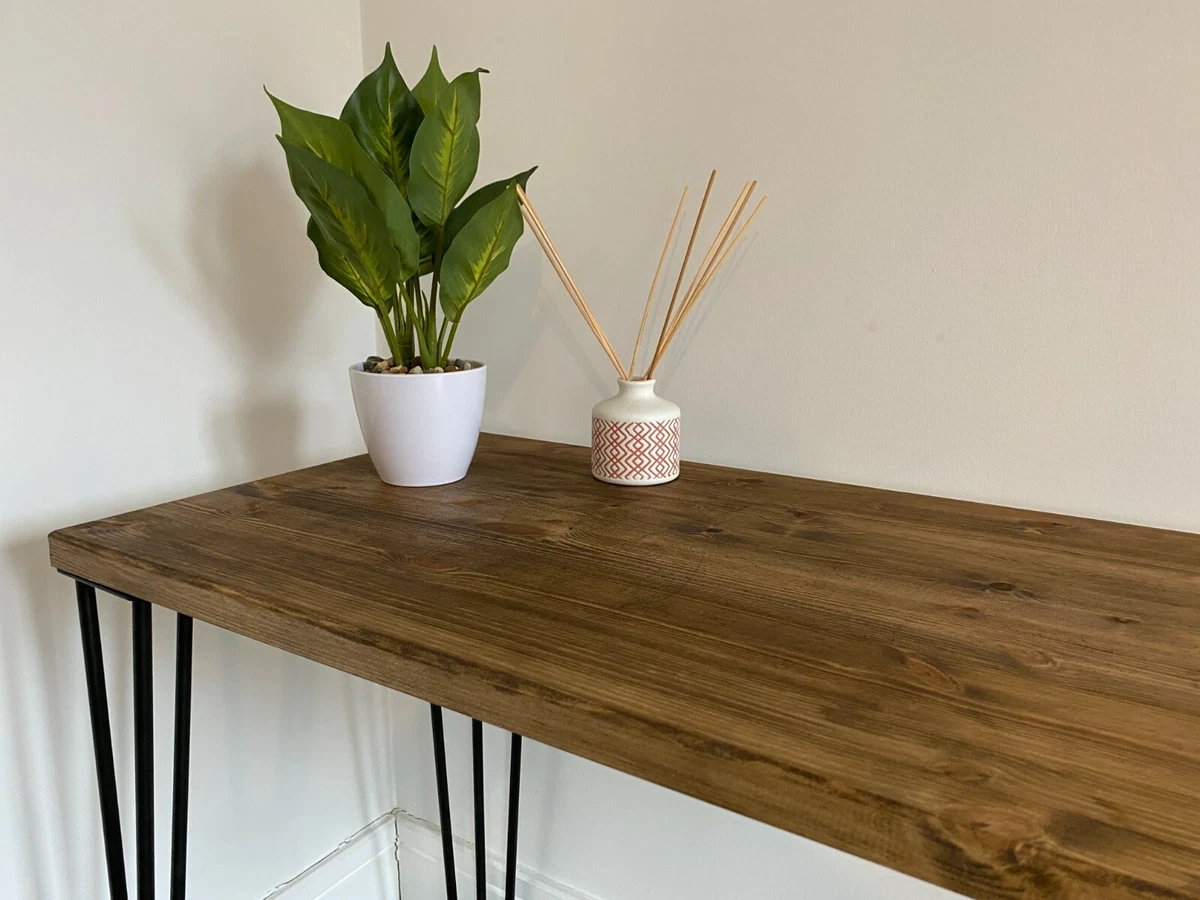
(49, 434), (1200, 899)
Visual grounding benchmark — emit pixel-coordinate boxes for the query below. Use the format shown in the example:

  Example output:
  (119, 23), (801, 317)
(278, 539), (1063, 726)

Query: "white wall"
(6, 1), (1198, 898)
(0, 1), (395, 898)
(358, 2), (1200, 899)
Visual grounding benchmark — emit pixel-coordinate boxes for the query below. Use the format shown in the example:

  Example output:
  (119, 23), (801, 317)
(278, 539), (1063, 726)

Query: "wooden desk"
(49, 433), (1200, 900)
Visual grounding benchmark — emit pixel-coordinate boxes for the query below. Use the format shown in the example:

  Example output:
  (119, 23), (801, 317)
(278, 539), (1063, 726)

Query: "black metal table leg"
(472, 719), (485, 900)
(76, 582), (130, 900)
(504, 734), (522, 900)
(430, 705), (458, 899)
(71, 576), (197, 900)
(170, 615), (193, 900)
(76, 569), (529, 900)
(132, 599), (154, 900)
(428, 708), (524, 900)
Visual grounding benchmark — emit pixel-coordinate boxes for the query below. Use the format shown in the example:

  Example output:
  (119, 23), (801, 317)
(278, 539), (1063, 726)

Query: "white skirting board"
(262, 813), (399, 900)
(264, 810), (599, 900)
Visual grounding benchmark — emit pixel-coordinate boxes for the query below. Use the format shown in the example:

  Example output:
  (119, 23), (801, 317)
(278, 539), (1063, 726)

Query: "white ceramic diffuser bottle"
(517, 177), (762, 486)
(591, 379), (680, 485)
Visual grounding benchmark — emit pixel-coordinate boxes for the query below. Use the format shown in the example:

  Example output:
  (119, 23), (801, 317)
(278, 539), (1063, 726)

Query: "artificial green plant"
(268, 45), (535, 368)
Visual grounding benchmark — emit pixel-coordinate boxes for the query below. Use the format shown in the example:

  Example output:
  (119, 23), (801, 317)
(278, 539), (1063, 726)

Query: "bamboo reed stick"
(515, 172), (761, 383)
(519, 205), (625, 378)
(517, 191), (628, 378)
(516, 187), (621, 370)
(518, 187), (609, 348)
(668, 181), (753, 339)
(692, 195), (766, 300)
(663, 181), (757, 345)
(518, 205), (586, 320)
(648, 195), (767, 375)
(683, 181), (756, 307)
(518, 205), (589, 323)
(629, 186), (688, 378)
(647, 170), (717, 375)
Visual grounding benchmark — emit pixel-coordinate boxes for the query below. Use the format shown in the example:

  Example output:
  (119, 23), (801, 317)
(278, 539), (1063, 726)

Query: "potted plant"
(268, 45), (534, 486)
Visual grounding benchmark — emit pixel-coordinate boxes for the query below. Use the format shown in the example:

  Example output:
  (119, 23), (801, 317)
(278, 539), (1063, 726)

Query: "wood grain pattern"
(48, 434), (1200, 900)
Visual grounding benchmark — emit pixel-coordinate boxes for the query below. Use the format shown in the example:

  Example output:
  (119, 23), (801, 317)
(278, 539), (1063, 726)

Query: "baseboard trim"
(263, 810), (598, 900)
(263, 813), (398, 900)
(394, 810), (602, 900)
(263, 809), (599, 900)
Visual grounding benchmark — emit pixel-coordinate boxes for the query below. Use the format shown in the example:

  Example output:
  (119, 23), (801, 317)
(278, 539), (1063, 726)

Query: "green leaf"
(269, 91), (360, 175)
(411, 46), (449, 116)
(306, 217), (377, 308)
(407, 73), (481, 227)
(453, 68), (487, 124)
(268, 90), (419, 278)
(438, 183), (523, 322)
(340, 43), (424, 194)
(279, 138), (400, 310)
(445, 166), (536, 252)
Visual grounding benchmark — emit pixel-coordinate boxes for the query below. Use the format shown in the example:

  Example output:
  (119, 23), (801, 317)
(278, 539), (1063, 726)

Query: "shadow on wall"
(1, 159), (386, 898)
(460, 245), (543, 411)
(137, 159), (317, 479)
(647, 233), (759, 400)
(465, 242), (612, 418)
(2, 536), (99, 900)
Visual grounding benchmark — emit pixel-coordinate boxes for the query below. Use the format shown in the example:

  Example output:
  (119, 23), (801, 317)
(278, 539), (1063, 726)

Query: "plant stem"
(434, 318), (449, 363)
(442, 320), (460, 365)
(403, 292), (433, 366)
(407, 276), (421, 322)
(405, 275), (423, 365)
(377, 307), (402, 363)
(424, 226), (445, 368)
(394, 291), (413, 364)
(427, 306), (438, 363)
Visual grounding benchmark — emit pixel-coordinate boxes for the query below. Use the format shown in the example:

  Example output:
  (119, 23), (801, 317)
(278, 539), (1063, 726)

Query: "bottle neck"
(616, 378), (658, 399)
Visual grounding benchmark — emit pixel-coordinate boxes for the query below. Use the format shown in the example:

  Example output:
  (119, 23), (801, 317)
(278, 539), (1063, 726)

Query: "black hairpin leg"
(472, 719), (486, 900)
(504, 734), (522, 900)
(428, 707), (523, 900)
(72, 575), (195, 900)
(171, 615), (194, 900)
(132, 599), (154, 900)
(77, 582), (130, 900)
(430, 705), (458, 899)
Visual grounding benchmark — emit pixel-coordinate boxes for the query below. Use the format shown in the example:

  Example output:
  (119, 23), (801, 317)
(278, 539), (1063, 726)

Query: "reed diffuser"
(517, 172), (765, 485)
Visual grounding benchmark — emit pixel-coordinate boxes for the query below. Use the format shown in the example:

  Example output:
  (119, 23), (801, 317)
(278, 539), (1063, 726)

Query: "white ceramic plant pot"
(591, 379), (681, 485)
(349, 362), (487, 487)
